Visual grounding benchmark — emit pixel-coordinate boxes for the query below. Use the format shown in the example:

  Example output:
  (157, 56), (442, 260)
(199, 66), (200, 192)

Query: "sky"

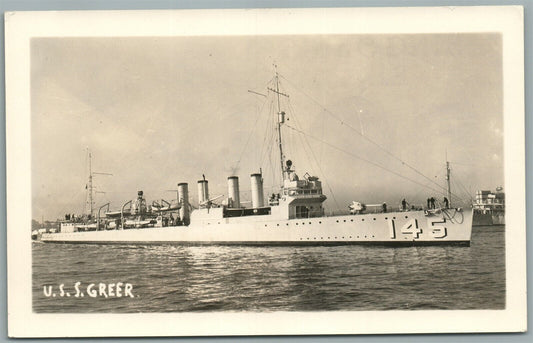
(31, 34), (503, 220)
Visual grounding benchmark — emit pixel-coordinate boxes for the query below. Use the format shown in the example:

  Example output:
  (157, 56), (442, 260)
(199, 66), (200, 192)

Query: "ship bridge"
(278, 172), (327, 219)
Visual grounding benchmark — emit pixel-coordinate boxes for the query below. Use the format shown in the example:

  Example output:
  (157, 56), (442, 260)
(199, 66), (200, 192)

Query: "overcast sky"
(31, 34), (503, 220)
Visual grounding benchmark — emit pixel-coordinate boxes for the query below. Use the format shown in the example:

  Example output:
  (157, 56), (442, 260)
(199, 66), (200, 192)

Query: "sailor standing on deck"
(443, 197), (449, 209)
(131, 191), (147, 216)
(401, 198), (407, 211)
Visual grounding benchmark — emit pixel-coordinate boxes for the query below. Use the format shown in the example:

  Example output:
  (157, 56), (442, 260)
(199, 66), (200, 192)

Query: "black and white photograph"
(6, 6), (526, 337)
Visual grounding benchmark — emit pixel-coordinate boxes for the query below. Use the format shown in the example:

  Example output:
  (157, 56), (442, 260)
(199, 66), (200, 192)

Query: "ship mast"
(85, 149), (112, 217)
(86, 150), (94, 216)
(446, 159), (452, 207)
(267, 64), (289, 185)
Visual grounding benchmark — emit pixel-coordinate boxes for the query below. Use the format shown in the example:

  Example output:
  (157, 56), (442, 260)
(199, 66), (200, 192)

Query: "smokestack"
(197, 179), (209, 207)
(177, 182), (189, 225)
(227, 176), (240, 208)
(250, 173), (264, 208)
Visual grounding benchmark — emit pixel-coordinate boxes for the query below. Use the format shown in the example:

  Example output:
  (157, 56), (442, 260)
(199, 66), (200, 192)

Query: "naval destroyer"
(41, 69), (473, 246)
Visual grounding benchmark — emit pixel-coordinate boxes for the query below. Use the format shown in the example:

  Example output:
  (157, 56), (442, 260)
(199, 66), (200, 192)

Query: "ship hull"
(41, 209), (473, 246)
(472, 211), (505, 226)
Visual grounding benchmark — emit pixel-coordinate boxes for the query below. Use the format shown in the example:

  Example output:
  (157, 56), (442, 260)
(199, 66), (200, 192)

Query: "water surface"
(32, 225), (505, 312)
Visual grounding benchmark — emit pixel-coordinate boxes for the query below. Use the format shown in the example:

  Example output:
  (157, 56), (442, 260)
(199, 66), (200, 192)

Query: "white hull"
(41, 209), (472, 246)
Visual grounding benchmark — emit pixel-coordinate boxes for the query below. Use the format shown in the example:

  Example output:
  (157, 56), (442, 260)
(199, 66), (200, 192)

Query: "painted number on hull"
(388, 218), (421, 239)
(427, 218), (448, 239)
(388, 218), (448, 239)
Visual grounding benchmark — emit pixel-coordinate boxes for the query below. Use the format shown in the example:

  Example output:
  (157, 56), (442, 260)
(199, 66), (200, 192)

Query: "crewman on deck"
(131, 190), (147, 216)
(382, 202), (387, 213)
(443, 197), (449, 209)
(402, 198), (407, 211)
(430, 197), (436, 209)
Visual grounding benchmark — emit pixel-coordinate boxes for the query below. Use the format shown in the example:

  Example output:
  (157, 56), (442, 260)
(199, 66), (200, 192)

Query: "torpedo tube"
(178, 182), (190, 225)
(227, 176), (240, 208)
(250, 173), (264, 208)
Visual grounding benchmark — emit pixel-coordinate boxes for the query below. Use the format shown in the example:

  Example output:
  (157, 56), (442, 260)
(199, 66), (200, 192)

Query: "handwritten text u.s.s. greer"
(43, 282), (135, 298)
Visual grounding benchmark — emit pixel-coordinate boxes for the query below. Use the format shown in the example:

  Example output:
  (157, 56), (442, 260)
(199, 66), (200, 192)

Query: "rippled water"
(32, 225), (505, 312)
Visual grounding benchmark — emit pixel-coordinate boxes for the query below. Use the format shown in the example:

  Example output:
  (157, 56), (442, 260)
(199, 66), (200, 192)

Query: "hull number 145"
(388, 218), (448, 240)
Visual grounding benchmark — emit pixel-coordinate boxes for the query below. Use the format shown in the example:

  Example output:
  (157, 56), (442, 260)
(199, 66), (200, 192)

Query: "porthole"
(343, 220), (346, 222)
(265, 224), (267, 227)
(286, 223), (289, 226)
(296, 223), (298, 226)
(309, 222), (312, 225)
(385, 217), (388, 220)
(372, 235), (375, 238)
(349, 236), (352, 238)
(314, 237), (316, 240)
(328, 236), (330, 239)
(336, 220), (339, 223)
(319, 221), (322, 224)
(277, 224), (279, 226)
(335, 236), (337, 239)
(351, 219), (353, 222)
(362, 219), (365, 222)
(373, 218), (376, 221)
(302, 222), (305, 225)
(405, 216), (408, 219)
(393, 217), (396, 219)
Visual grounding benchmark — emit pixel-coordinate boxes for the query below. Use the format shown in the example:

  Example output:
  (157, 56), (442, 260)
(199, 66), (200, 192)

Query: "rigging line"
(285, 99), (341, 209)
(278, 73), (450, 194)
(279, 80), (319, 174)
(262, 102), (273, 164)
(262, 109), (278, 180)
(248, 76), (276, 97)
(440, 163), (468, 204)
(266, 141), (277, 193)
(448, 178), (464, 202)
(56, 190), (86, 218)
(451, 178), (472, 203)
(261, 122), (275, 169)
(284, 124), (449, 197)
(235, 96), (271, 171)
(433, 166), (470, 205)
(448, 181), (466, 205)
(448, 163), (475, 201)
(457, 180), (474, 202)
(286, 99), (318, 172)
(259, 101), (275, 167)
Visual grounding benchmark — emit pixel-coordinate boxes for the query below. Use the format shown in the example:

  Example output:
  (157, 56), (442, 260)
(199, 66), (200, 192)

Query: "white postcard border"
(6, 6), (526, 337)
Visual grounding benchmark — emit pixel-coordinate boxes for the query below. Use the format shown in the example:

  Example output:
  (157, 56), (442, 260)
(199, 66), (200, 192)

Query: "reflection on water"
(32, 226), (505, 312)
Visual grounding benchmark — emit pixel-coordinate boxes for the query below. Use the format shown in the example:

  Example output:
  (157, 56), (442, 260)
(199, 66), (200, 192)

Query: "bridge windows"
(295, 205), (310, 219)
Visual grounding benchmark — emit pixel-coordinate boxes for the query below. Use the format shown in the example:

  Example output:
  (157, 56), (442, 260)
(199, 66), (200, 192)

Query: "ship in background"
(472, 187), (505, 226)
(40, 67), (473, 246)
